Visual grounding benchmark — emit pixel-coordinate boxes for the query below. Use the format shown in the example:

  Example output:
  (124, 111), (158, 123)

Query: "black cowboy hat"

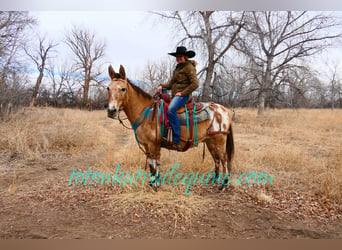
(168, 46), (196, 58)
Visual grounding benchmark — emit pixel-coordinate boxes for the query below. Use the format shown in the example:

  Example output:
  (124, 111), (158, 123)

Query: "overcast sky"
(29, 10), (342, 81)
(30, 11), (177, 76)
(3, 0), (342, 11)
(1, 0), (340, 81)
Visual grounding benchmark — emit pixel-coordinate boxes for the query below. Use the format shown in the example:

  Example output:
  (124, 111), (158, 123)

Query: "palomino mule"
(107, 65), (234, 191)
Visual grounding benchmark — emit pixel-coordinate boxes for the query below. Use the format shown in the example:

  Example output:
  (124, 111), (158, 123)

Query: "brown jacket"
(160, 60), (199, 97)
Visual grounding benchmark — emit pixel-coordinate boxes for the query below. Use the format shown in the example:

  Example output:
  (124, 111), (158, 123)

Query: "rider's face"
(176, 55), (186, 64)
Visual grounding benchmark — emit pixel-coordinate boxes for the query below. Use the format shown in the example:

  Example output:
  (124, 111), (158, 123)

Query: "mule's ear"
(108, 65), (116, 80)
(119, 65), (126, 79)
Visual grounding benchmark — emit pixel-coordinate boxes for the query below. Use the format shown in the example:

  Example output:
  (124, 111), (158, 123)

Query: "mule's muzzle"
(107, 108), (117, 119)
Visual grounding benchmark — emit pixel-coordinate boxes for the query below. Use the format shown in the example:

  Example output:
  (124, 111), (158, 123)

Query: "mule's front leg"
(147, 154), (161, 192)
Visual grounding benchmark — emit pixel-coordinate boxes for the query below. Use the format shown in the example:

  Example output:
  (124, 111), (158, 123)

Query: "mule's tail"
(226, 123), (234, 164)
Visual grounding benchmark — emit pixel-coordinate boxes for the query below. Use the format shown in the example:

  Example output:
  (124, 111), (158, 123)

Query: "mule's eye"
(107, 87), (110, 91)
(121, 88), (126, 92)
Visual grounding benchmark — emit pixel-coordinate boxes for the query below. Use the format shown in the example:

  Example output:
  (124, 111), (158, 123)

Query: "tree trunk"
(331, 82), (335, 110)
(258, 59), (273, 115)
(258, 90), (266, 115)
(30, 70), (44, 107)
(82, 74), (90, 107)
(201, 64), (215, 102)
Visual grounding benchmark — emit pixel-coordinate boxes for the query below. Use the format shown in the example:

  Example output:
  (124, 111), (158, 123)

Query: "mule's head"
(107, 65), (128, 119)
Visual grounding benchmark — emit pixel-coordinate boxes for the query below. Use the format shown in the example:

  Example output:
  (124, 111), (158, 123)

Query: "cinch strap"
(193, 103), (198, 147)
(185, 105), (190, 132)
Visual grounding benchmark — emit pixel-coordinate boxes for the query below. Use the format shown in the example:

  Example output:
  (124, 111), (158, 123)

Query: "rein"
(115, 112), (149, 156)
(116, 111), (132, 130)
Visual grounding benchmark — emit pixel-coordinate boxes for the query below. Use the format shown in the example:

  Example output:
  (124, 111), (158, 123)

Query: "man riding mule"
(107, 48), (234, 192)
(157, 46), (199, 151)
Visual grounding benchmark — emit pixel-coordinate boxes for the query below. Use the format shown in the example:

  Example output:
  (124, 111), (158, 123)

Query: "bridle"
(114, 92), (162, 130)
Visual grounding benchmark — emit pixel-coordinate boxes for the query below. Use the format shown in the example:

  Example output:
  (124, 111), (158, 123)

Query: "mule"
(107, 65), (234, 191)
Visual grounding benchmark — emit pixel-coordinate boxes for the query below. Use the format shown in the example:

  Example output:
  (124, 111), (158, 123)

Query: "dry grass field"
(0, 107), (341, 239)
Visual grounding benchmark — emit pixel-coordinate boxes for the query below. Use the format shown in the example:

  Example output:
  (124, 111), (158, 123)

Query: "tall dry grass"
(0, 107), (213, 219)
(1, 107), (341, 204)
(233, 108), (342, 200)
(0, 107), (118, 161)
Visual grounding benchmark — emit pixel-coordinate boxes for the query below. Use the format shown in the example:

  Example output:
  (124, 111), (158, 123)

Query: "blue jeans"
(167, 95), (189, 144)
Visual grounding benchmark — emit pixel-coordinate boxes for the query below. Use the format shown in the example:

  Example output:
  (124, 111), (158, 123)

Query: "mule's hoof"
(209, 176), (219, 185)
(149, 183), (158, 192)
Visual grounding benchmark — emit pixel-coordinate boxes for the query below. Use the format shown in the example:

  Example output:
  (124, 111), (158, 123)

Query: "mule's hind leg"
(221, 127), (234, 191)
(217, 142), (234, 191)
(205, 135), (231, 191)
(205, 136), (226, 186)
(219, 156), (230, 191)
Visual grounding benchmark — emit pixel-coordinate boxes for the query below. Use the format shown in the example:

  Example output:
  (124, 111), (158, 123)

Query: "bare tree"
(47, 60), (74, 106)
(234, 11), (342, 114)
(324, 62), (341, 110)
(281, 66), (317, 108)
(152, 11), (245, 102)
(0, 12), (36, 115)
(0, 12), (35, 62)
(25, 36), (58, 106)
(140, 59), (174, 94)
(0, 11), (36, 92)
(65, 26), (106, 107)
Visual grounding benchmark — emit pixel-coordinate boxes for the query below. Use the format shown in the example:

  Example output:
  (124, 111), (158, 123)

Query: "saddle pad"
(178, 103), (210, 126)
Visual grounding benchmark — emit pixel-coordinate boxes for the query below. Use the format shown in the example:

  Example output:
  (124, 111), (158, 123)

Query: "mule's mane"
(127, 79), (152, 100)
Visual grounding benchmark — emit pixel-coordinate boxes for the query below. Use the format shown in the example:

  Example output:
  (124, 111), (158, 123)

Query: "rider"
(157, 46), (199, 148)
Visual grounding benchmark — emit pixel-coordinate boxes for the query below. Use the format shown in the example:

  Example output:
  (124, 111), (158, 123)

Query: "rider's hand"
(157, 86), (163, 93)
(175, 92), (182, 97)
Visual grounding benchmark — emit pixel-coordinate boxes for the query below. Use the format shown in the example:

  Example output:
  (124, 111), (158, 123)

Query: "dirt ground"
(1, 153), (341, 239)
(0, 109), (341, 239)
